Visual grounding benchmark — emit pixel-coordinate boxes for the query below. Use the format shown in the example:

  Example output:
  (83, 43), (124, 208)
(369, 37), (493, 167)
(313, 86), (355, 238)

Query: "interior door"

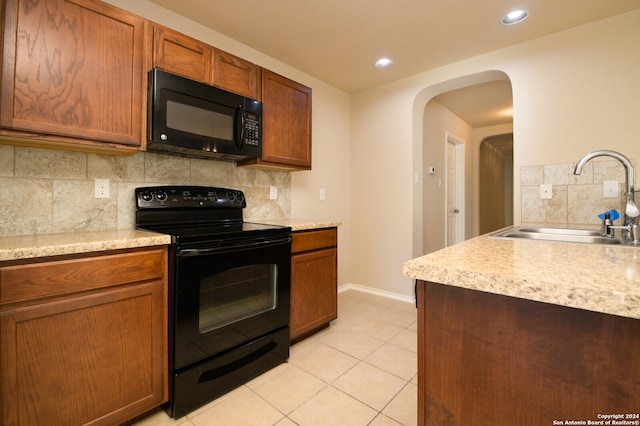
(446, 136), (465, 246)
(447, 141), (458, 245)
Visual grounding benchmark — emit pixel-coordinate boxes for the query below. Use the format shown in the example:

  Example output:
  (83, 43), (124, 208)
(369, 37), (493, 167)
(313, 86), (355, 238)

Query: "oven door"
(173, 234), (291, 369)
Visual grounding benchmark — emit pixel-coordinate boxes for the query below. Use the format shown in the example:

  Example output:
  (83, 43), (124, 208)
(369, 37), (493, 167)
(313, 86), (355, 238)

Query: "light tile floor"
(133, 289), (418, 426)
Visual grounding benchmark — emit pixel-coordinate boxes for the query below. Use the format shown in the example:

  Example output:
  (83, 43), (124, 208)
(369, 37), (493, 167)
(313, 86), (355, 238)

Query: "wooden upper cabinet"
(213, 48), (260, 99)
(0, 0), (147, 150)
(152, 25), (259, 99)
(153, 24), (214, 85)
(240, 69), (312, 170)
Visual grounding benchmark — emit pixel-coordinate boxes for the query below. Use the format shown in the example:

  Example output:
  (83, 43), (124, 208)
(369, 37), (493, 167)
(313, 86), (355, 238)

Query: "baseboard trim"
(338, 283), (415, 305)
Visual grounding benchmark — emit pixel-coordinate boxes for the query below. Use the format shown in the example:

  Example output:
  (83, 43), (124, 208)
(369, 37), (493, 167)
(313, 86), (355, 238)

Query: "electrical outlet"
(95, 179), (110, 199)
(540, 183), (552, 199)
(603, 180), (619, 198)
(319, 188), (326, 201)
(269, 186), (277, 200)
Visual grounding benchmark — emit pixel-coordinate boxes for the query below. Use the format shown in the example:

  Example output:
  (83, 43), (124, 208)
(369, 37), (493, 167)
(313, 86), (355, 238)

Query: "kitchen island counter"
(403, 233), (640, 319)
(405, 233), (640, 425)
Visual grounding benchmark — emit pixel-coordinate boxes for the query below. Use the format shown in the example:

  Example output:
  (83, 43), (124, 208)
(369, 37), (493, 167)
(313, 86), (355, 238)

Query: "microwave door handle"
(234, 104), (245, 150)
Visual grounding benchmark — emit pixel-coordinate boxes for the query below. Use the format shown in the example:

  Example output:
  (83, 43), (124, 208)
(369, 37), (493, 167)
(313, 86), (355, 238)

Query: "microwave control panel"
(244, 116), (260, 146)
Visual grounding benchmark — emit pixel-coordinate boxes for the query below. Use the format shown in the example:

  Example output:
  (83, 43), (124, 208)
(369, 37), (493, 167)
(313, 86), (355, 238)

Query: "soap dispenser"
(602, 212), (614, 238)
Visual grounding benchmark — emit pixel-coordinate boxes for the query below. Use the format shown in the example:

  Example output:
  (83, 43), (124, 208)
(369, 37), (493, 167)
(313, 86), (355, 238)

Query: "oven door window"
(199, 264), (277, 333)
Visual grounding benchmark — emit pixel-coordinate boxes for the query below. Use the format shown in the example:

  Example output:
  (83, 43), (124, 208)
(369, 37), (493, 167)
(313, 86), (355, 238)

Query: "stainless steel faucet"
(574, 150), (639, 242)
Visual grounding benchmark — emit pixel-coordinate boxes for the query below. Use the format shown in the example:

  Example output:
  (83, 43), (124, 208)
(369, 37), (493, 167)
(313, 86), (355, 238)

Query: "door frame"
(445, 132), (465, 246)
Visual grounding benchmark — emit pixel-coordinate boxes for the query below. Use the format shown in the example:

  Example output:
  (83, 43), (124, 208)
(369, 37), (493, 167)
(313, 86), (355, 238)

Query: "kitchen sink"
(490, 226), (626, 245)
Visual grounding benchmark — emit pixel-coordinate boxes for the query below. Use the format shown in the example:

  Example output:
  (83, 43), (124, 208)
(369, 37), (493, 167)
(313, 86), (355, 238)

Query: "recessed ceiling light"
(375, 58), (393, 68)
(502, 9), (528, 25)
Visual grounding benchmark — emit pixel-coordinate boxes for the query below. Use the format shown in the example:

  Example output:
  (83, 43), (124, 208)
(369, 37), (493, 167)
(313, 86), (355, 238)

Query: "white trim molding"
(338, 283), (415, 305)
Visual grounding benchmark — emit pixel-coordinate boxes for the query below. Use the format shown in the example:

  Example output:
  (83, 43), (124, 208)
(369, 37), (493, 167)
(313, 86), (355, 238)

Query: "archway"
(413, 71), (513, 255)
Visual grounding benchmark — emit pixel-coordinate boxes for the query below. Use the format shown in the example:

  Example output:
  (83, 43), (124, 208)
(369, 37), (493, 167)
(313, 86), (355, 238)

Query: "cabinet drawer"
(0, 248), (166, 305)
(291, 228), (337, 253)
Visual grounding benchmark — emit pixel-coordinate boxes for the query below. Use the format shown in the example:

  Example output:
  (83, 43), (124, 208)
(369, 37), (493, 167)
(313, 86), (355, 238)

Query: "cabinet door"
(0, 281), (166, 426)
(246, 69), (311, 170)
(153, 24), (213, 85)
(213, 49), (259, 99)
(0, 0), (146, 147)
(290, 248), (337, 341)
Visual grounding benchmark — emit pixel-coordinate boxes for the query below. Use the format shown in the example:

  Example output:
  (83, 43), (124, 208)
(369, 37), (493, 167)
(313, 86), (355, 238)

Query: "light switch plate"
(603, 180), (619, 198)
(540, 183), (552, 199)
(269, 186), (277, 200)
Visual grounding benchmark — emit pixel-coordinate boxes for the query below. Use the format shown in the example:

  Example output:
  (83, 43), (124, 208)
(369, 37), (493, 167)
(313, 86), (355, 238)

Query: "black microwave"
(148, 68), (262, 160)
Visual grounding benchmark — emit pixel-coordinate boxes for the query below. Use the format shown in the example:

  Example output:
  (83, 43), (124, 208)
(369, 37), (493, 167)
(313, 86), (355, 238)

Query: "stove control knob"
(140, 191), (153, 202)
(227, 191), (236, 201)
(236, 192), (244, 203)
(155, 191), (168, 201)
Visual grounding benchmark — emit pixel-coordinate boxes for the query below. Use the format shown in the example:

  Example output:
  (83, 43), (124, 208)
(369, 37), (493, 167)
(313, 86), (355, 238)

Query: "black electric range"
(135, 185), (290, 244)
(134, 185), (292, 418)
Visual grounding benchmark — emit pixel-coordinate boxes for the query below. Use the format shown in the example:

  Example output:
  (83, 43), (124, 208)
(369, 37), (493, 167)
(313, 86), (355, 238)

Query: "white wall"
(422, 101), (472, 254)
(351, 10), (640, 297)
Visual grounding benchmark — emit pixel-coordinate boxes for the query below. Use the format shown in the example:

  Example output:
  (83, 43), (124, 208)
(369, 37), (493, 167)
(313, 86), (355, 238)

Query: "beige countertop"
(260, 218), (342, 231)
(0, 230), (171, 262)
(0, 219), (339, 262)
(403, 234), (640, 319)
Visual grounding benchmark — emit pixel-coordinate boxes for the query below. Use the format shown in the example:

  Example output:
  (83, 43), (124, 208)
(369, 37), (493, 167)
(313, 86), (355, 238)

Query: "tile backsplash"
(0, 144), (291, 237)
(520, 159), (632, 226)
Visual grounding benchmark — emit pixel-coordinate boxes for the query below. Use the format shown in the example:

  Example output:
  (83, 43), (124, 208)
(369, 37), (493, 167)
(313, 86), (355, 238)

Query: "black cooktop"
(144, 222), (289, 244)
(135, 185), (290, 244)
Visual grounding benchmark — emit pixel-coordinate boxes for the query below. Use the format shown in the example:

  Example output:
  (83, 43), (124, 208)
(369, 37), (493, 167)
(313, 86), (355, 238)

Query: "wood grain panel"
(291, 228), (337, 253)
(1, 0), (146, 146)
(417, 280), (640, 426)
(0, 248), (165, 304)
(290, 248), (337, 340)
(153, 24), (213, 84)
(259, 70), (312, 169)
(1, 280), (166, 425)
(213, 48), (259, 99)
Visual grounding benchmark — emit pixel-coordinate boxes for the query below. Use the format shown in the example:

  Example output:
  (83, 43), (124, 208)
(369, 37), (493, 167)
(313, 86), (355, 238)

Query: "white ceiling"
(146, 0), (639, 127)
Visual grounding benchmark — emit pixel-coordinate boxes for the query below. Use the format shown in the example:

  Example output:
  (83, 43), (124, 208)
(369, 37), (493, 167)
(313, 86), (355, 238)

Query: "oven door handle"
(177, 236), (291, 257)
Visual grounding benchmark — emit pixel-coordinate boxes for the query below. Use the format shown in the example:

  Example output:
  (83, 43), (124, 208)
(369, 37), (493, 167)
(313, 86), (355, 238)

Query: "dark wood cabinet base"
(417, 281), (640, 426)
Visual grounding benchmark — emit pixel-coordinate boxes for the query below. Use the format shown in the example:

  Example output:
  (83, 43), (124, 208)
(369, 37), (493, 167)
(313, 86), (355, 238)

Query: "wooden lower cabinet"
(416, 280), (640, 426)
(0, 246), (168, 426)
(290, 228), (337, 342)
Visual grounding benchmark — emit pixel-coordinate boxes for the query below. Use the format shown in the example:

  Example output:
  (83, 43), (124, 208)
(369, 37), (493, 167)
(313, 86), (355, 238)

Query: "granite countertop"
(403, 234), (640, 319)
(0, 219), (340, 262)
(0, 230), (171, 262)
(260, 218), (342, 231)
